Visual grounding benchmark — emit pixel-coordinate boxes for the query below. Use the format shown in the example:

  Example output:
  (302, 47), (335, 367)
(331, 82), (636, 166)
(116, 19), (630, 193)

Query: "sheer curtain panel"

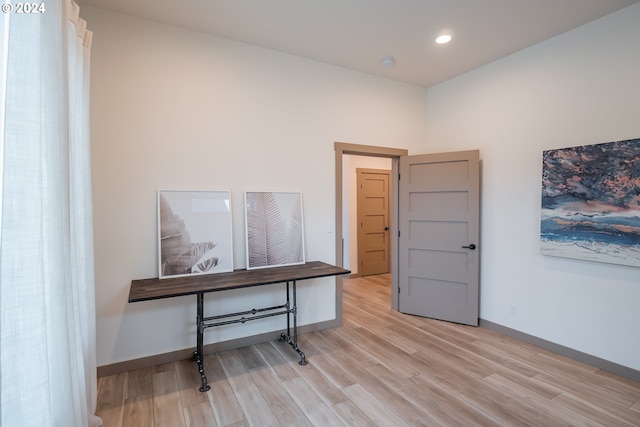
(0, 1), (101, 426)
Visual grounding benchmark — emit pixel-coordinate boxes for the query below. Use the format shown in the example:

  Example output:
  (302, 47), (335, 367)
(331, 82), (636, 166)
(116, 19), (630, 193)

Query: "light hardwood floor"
(97, 274), (640, 426)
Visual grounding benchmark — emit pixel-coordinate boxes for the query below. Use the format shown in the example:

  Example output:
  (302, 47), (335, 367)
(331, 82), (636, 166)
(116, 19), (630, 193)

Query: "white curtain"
(0, 1), (101, 426)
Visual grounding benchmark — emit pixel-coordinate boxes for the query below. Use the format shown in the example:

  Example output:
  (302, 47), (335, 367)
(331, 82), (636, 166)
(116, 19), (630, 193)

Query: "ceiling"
(78, 0), (639, 88)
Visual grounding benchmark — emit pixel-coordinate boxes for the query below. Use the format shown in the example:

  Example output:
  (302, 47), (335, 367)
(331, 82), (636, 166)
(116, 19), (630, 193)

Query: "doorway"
(334, 143), (407, 320)
(339, 157), (394, 277)
(334, 142), (481, 327)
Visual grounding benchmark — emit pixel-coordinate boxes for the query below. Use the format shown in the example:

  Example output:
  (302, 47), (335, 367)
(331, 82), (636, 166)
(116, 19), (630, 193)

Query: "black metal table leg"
(280, 280), (307, 365)
(193, 293), (210, 392)
(286, 281), (291, 337)
(279, 281), (290, 343)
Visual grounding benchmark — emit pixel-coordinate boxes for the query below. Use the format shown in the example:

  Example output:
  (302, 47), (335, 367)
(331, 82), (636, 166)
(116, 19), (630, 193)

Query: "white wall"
(426, 4), (640, 371)
(342, 155), (393, 274)
(82, 7), (429, 366)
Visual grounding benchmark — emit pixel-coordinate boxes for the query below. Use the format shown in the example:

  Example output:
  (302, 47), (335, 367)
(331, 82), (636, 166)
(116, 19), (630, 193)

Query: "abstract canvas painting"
(245, 191), (305, 269)
(540, 138), (640, 267)
(158, 190), (234, 278)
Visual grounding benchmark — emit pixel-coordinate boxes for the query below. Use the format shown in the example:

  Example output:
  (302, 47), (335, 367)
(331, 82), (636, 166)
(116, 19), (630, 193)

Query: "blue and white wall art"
(540, 138), (640, 268)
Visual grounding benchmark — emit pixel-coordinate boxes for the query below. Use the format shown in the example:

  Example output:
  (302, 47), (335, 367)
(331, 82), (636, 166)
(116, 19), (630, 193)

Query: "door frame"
(334, 142), (407, 323)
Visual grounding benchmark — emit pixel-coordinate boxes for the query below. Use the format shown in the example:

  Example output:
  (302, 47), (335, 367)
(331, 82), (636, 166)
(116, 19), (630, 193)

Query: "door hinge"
(398, 230), (401, 238)
(398, 173), (401, 181)
(398, 287), (401, 294)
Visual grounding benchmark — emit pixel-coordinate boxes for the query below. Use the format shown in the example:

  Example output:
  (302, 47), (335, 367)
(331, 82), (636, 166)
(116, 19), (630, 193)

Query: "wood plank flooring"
(97, 274), (640, 426)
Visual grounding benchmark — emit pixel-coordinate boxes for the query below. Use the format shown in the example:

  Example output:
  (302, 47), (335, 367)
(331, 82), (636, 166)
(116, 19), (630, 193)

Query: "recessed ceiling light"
(381, 57), (395, 67)
(435, 34), (452, 44)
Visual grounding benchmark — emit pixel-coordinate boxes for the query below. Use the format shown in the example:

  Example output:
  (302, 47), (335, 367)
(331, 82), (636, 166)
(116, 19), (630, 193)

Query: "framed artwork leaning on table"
(158, 189), (234, 278)
(245, 191), (306, 270)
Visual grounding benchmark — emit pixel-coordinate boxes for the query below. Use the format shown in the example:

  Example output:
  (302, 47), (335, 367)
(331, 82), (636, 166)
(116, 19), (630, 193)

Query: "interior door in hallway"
(398, 150), (480, 326)
(357, 168), (391, 276)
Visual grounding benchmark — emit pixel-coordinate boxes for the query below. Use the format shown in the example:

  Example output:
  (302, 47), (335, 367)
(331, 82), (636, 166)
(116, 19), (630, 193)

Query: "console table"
(129, 261), (350, 392)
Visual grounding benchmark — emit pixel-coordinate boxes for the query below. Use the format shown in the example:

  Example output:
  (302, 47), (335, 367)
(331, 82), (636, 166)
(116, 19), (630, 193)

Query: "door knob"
(384, 227), (389, 231)
(462, 243), (476, 250)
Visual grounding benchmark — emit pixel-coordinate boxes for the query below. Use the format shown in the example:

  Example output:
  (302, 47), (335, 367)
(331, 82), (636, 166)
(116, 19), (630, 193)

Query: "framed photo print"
(245, 191), (305, 269)
(158, 190), (234, 279)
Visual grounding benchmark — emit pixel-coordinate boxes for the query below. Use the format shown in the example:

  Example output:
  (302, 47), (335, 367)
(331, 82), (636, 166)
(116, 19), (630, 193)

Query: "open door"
(398, 150), (480, 326)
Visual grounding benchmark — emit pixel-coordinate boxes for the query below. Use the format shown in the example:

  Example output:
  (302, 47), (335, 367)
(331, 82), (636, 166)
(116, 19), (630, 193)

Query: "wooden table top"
(129, 261), (350, 302)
